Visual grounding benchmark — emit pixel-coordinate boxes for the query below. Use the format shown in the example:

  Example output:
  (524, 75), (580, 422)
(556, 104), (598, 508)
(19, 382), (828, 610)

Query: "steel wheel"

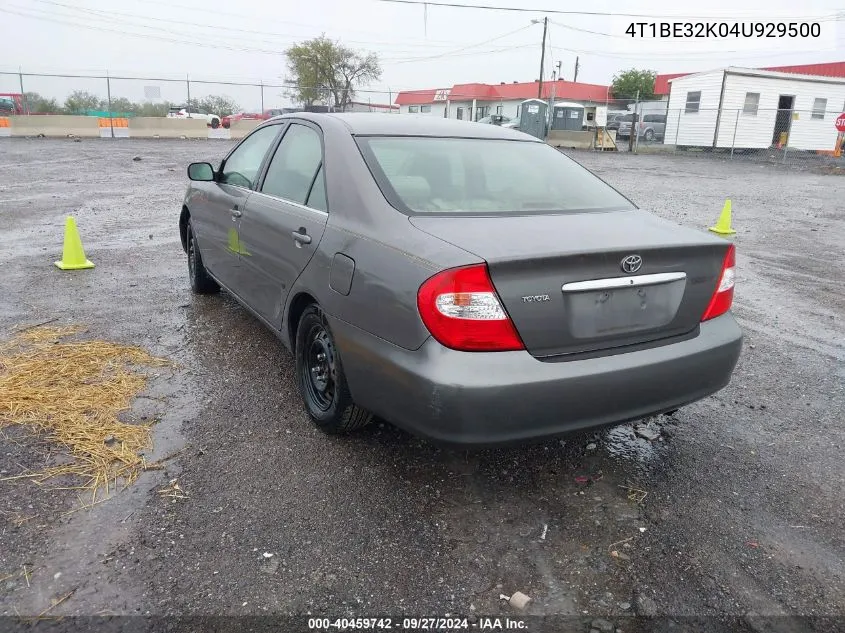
(302, 322), (337, 412)
(294, 305), (372, 433)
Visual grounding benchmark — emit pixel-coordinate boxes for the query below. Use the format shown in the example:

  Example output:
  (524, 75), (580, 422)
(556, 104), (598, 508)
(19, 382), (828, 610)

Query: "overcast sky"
(1, 0), (843, 110)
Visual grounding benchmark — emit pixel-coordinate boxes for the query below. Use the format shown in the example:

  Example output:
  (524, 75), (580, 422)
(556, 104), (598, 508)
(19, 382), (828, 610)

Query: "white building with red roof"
(394, 79), (612, 126)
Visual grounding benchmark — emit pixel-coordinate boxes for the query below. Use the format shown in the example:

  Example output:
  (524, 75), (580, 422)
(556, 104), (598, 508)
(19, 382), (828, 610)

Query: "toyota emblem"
(621, 254), (643, 274)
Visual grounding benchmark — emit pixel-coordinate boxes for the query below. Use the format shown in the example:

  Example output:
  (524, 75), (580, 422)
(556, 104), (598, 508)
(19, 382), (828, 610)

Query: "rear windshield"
(357, 137), (635, 215)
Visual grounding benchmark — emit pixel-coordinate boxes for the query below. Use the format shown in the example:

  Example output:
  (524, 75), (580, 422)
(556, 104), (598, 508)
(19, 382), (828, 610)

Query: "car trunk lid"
(410, 210), (730, 358)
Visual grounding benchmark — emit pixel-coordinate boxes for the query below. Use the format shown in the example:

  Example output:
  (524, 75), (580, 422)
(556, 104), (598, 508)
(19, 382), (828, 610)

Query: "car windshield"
(620, 114), (635, 121)
(358, 136), (635, 215)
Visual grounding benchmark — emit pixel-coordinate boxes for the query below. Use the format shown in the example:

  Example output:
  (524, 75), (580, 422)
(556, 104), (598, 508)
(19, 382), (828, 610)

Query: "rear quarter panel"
(286, 118), (479, 351)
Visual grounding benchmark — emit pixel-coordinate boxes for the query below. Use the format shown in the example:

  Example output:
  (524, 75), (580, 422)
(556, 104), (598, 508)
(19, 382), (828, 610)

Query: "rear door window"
(261, 123), (326, 209)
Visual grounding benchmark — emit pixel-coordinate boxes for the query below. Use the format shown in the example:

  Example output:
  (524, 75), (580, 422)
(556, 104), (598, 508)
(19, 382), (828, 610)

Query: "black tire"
(186, 220), (220, 294)
(295, 305), (372, 434)
(210, 118), (220, 129)
(644, 128), (655, 142)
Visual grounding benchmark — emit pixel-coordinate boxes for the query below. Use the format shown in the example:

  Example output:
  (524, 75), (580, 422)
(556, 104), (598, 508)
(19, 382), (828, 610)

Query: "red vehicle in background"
(221, 108), (292, 128)
(0, 93), (27, 115)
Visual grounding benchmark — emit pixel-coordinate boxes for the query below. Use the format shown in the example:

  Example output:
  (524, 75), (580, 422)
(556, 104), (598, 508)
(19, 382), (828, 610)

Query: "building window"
(743, 92), (759, 116)
(408, 105), (419, 113)
(586, 112), (595, 121)
(811, 98), (827, 119)
(421, 105), (431, 113)
(685, 91), (701, 113)
(496, 105), (503, 115)
(456, 107), (463, 120)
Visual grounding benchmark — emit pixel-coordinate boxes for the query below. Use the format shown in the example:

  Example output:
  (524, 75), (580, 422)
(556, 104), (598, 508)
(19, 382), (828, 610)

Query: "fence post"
(630, 91), (639, 153)
(106, 71), (114, 139)
(18, 67), (28, 114)
(674, 108), (680, 151)
(186, 74), (191, 109)
(730, 109), (739, 159)
(260, 82), (265, 112)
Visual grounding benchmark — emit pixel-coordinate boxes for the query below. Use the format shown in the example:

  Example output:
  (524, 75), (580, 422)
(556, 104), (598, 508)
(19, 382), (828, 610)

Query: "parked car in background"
(477, 114), (520, 130)
(617, 113), (667, 142)
(179, 113), (742, 445)
(222, 108), (288, 129)
(167, 106), (222, 129)
(605, 113), (628, 132)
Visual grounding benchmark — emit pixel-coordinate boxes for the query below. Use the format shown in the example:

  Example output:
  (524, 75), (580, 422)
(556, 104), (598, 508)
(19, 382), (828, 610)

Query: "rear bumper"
(331, 314), (742, 446)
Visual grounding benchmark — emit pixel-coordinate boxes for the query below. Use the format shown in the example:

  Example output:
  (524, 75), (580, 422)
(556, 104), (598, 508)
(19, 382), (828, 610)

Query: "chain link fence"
(602, 98), (844, 170)
(0, 70), (399, 118)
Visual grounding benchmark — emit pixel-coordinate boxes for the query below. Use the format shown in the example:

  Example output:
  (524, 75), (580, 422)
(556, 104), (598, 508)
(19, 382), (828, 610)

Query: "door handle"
(231, 207), (242, 218)
(292, 230), (311, 245)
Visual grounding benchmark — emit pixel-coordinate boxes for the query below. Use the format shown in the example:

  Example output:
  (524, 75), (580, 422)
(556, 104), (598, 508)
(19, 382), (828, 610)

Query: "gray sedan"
(179, 113), (742, 445)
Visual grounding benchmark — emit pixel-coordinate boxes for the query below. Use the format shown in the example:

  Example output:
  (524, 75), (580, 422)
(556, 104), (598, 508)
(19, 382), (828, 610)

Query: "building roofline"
(667, 66), (845, 86)
(723, 67), (845, 84)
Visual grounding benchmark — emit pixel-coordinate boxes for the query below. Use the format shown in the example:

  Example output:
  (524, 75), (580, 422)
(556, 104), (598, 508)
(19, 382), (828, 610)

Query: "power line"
(386, 24), (533, 63)
(552, 43), (841, 62)
(4, 4), (540, 65)
(1, 7), (291, 54)
(131, 0), (463, 45)
(375, 0), (842, 20)
(548, 19), (627, 39)
(26, 0), (462, 51)
(386, 43), (536, 64)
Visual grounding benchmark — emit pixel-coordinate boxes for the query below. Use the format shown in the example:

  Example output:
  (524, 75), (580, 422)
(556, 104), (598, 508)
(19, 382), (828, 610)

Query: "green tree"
(285, 36), (381, 111)
(64, 90), (105, 114)
(136, 101), (171, 117)
(106, 96), (137, 114)
(195, 95), (240, 117)
(611, 69), (657, 100)
(23, 92), (60, 114)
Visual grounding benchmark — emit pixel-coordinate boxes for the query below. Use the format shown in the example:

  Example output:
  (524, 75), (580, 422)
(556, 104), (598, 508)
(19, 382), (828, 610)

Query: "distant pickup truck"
(221, 108), (293, 129)
(0, 93), (26, 115)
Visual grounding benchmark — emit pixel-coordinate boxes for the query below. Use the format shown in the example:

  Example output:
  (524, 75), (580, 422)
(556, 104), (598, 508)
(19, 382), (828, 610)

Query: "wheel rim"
(302, 323), (336, 412)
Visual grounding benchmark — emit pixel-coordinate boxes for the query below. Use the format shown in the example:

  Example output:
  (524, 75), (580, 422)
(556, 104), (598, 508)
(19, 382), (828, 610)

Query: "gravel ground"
(0, 138), (843, 633)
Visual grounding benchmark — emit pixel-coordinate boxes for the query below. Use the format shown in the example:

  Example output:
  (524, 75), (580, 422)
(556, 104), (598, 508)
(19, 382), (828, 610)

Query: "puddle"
(602, 419), (670, 474)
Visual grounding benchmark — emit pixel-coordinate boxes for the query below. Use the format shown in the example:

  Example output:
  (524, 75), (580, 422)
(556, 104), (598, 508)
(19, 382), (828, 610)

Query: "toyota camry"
(178, 113), (742, 445)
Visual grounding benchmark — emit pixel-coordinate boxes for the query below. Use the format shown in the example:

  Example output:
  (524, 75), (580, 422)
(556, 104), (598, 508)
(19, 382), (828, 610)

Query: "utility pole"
(555, 61), (562, 81)
(106, 70), (114, 139)
(573, 56), (580, 83)
(19, 67), (27, 114)
(537, 16), (548, 98)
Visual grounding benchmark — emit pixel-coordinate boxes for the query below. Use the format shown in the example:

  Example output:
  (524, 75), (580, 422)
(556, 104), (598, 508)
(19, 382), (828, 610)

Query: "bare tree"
(285, 36), (381, 111)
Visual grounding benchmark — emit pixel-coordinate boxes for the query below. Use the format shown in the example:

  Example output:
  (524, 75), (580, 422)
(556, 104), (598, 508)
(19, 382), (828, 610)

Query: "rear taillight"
(702, 244), (736, 321)
(417, 264), (524, 352)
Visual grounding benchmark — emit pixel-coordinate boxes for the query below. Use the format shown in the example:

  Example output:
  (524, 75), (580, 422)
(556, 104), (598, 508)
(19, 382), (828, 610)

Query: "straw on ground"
(0, 325), (172, 497)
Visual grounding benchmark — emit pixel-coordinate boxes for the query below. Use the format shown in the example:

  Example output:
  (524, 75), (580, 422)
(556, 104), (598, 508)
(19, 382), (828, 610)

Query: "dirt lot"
(0, 138), (843, 633)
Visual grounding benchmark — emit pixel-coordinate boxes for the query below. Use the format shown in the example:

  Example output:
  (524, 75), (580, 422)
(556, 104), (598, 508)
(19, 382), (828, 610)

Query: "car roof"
(265, 112), (540, 141)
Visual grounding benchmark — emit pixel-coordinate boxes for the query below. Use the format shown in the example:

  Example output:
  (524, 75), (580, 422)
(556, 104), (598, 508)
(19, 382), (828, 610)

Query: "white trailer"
(664, 67), (845, 151)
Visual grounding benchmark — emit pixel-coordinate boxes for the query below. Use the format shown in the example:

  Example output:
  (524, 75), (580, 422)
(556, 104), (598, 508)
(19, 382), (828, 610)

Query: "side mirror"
(187, 162), (215, 181)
